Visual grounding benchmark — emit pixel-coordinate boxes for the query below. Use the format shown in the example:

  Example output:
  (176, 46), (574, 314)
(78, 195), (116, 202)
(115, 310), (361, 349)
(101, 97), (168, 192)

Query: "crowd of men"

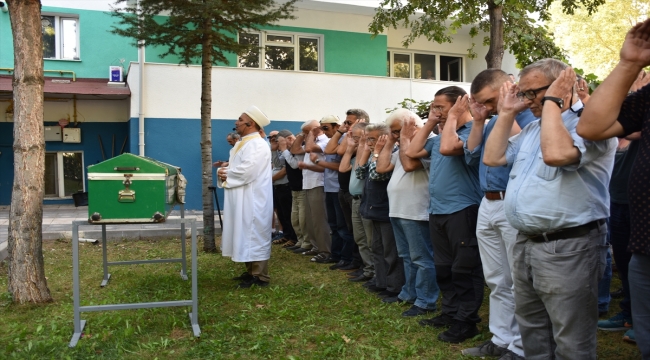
(215, 19), (650, 360)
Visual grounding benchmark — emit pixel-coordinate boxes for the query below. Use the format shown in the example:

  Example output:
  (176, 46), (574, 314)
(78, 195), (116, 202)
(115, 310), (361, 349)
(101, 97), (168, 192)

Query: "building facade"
(0, 0), (519, 210)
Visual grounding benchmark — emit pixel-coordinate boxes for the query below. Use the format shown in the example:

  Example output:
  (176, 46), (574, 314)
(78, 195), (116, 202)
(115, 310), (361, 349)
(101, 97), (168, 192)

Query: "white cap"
(244, 106), (270, 127)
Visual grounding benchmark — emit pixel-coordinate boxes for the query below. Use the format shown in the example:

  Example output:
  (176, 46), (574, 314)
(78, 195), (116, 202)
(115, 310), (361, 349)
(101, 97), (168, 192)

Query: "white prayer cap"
(320, 115), (341, 125)
(244, 106), (270, 128)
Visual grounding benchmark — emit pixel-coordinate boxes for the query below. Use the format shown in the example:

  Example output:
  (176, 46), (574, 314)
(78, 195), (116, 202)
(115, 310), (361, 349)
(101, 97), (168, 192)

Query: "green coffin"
(86, 153), (186, 223)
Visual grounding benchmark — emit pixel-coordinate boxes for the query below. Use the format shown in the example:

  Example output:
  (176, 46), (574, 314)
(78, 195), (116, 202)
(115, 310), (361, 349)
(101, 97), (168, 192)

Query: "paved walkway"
(0, 205), (218, 262)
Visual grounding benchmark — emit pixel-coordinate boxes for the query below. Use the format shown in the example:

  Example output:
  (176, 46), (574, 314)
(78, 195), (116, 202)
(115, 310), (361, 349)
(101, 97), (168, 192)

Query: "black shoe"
(232, 272), (253, 282)
(329, 260), (349, 270)
(366, 284), (386, 293)
(362, 278), (376, 288)
(402, 305), (435, 317)
(312, 253), (332, 263)
(382, 296), (405, 304)
(285, 245), (301, 251)
(237, 276), (269, 289)
(377, 290), (400, 299)
(292, 247), (311, 254)
(347, 269), (364, 278)
(349, 274), (373, 282)
(419, 313), (454, 328)
(611, 288), (624, 299)
(438, 322), (479, 343)
(338, 262), (361, 271)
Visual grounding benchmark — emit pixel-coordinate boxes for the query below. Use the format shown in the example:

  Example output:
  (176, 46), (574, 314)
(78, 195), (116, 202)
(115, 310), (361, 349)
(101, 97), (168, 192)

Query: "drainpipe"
(137, 0), (145, 156)
(138, 39), (145, 156)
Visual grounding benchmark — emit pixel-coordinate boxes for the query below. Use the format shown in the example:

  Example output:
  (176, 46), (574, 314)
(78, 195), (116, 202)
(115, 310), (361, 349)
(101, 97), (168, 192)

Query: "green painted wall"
(0, 8), (386, 79)
(258, 25), (387, 76)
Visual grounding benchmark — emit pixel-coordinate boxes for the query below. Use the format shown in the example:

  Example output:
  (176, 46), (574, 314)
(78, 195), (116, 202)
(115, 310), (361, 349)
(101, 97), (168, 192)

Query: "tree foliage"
(369, 0), (605, 69)
(110, 0), (296, 251)
(548, 0), (650, 79)
(110, 0), (296, 66)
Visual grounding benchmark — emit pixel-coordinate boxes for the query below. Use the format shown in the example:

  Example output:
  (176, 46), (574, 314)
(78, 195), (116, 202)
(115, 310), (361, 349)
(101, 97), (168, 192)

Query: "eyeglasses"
(516, 85), (551, 101)
(351, 136), (361, 141)
(366, 137), (377, 143)
(391, 129), (401, 136)
(320, 126), (330, 131)
(430, 105), (445, 113)
(343, 121), (353, 126)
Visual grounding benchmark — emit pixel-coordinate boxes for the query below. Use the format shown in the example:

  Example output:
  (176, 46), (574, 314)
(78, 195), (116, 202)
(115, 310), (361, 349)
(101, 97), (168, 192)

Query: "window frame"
(44, 151), (85, 199)
(237, 30), (325, 72)
(387, 49), (465, 82)
(41, 13), (80, 61)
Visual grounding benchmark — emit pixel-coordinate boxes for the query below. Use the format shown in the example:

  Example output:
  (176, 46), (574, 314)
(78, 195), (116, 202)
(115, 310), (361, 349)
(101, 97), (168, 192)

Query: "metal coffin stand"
(69, 217), (201, 347)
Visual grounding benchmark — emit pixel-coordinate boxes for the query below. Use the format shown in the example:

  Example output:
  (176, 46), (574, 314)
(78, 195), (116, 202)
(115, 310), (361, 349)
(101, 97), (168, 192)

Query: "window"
(387, 50), (463, 82)
(238, 31), (322, 72)
(45, 152), (84, 198)
(41, 15), (79, 60)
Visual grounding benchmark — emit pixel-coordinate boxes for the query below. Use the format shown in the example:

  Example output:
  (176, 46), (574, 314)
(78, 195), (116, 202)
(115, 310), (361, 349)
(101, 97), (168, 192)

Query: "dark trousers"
(273, 184), (296, 241)
(429, 205), (484, 324)
(326, 192), (355, 262)
(610, 202), (633, 316)
(339, 190), (361, 265)
(371, 220), (405, 293)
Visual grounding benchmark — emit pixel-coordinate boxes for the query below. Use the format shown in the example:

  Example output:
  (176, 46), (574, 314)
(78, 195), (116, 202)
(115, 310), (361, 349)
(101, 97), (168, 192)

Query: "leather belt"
(525, 219), (605, 242)
(485, 191), (506, 200)
(352, 195), (362, 200)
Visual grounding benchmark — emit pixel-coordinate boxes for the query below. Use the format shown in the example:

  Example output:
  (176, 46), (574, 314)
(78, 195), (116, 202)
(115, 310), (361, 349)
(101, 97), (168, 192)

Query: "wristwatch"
(314, 159), (320, 164)
(372, 153), (379, 158)
(541, 96), (564, 109)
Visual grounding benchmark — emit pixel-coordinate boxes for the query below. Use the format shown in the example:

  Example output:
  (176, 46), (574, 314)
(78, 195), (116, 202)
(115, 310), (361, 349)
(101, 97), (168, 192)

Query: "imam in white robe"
(217, 133), (273, 262)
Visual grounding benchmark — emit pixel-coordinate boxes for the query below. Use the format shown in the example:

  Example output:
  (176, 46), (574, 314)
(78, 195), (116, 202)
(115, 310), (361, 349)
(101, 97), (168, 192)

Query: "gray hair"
(520, 58), (568, 83)
(365, 123), (389, 135)
(300, 119), (319, 130)
(227, 132), (240, 140)
(346, 108), (370, 122)
(385, 108), (424, 127)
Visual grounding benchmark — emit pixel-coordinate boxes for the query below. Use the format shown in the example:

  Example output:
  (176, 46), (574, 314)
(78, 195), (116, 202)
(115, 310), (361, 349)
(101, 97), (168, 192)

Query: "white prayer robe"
(217, 133), (273, 262)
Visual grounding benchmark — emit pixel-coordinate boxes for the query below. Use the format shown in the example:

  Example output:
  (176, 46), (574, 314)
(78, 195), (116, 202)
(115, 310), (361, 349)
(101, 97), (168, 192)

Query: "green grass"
(0, 237), (641, 359)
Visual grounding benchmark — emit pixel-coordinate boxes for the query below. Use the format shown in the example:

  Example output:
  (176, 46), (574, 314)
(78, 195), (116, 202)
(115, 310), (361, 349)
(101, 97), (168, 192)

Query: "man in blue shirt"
(407, 86), (484, 343)
(461, 69), (536, 360)
(483, 59), (616, 359)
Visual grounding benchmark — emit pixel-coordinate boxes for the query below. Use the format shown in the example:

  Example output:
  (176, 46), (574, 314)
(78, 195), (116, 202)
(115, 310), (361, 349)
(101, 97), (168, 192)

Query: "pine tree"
(111, 0), (296, 251)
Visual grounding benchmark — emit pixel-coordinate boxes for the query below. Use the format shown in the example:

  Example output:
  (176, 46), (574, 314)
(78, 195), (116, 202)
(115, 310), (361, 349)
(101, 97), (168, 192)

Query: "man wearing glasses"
(483, 58), (616, 359)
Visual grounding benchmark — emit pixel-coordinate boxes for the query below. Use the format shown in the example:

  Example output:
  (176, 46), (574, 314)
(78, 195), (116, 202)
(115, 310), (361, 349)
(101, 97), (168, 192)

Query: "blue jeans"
(598, 248), (612, 313)
(326, 192), (354, 262)
(391, 217), (439, 310)
(629, 254), (650, 358)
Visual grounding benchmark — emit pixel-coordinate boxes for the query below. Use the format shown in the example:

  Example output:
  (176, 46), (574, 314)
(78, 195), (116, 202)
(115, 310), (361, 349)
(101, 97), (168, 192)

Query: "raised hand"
(499, 82), (528, 115)
(374, 134), (389, 153)
(469, 96), (490, 122)
(631, 70), (650, 92)
(546, 67), (576, 99)
(401, 117), (417, 140)
(277, 136), (288, 151)
(620, 18), (650, 69)
(448, 94), (470, 120)
(576, 77), (590, 102)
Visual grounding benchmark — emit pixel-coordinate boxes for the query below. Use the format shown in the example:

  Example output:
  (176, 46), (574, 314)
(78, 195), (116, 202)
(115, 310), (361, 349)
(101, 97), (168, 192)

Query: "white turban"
(244, 106), (270, 128)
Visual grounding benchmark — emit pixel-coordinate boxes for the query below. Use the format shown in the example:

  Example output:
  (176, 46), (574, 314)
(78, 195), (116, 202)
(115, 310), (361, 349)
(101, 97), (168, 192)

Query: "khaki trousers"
(245, 260), (270, 283)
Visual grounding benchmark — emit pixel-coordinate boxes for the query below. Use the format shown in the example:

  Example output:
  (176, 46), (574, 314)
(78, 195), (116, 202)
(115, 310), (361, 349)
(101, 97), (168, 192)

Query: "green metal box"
(86, 153), (186, 223)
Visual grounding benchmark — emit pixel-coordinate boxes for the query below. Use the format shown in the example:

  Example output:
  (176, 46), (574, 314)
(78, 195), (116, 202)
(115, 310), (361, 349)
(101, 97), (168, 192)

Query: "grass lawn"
(0, 237), (641, 359)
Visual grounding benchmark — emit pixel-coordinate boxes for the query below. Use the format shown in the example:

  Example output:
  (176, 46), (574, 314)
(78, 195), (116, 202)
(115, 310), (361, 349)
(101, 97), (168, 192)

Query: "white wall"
(128, 62), (471, 123)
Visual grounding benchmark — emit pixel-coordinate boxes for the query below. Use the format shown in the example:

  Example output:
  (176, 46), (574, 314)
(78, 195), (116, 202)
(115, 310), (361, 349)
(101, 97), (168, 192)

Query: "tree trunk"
(485, 1), (505, 69)
(200, 16), (217, 252)
(6, 0), (53, 303)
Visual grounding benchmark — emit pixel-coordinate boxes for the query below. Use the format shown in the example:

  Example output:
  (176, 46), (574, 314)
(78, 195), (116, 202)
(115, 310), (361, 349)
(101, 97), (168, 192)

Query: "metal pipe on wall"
(137, 0), (145, 156)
